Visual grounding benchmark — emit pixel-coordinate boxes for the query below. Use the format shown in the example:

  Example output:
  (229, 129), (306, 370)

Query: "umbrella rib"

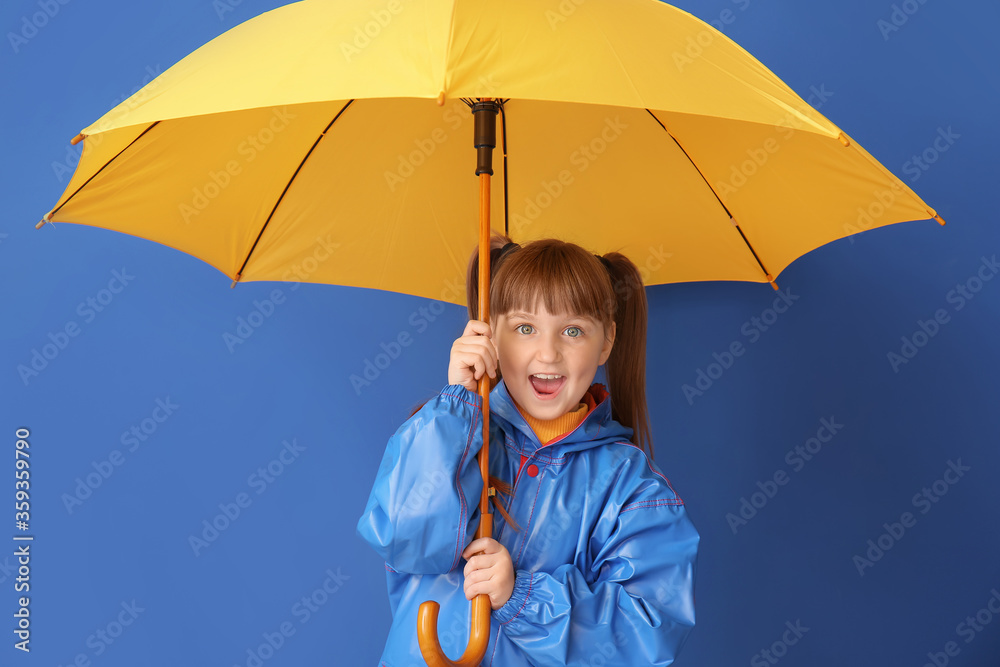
(44, 122), (160, 221)
(232, 100), (355, 286)
(645, 109), (778, 288)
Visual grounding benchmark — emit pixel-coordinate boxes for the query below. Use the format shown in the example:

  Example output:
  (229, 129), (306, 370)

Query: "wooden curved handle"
(417, 593), (491, 667)
(417, 514), (494, 667)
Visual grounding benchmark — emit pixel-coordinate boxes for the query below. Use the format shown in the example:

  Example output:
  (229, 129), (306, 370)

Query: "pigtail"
(599, 252), (654, 459)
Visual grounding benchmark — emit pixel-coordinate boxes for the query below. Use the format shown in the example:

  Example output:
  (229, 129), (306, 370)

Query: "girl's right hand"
(448, 319), (499, 392)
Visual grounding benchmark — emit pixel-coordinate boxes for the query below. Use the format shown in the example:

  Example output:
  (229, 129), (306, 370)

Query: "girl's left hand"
(462, 537), (515, 610)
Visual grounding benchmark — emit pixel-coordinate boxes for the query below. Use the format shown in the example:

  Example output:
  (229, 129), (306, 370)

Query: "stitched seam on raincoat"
(612, 441), (684, 502)
(514, 471), (545, 566)
(500, 573), (533, 625)
(451, 398), (478, 570)
(529, 437), (633, 465)
(528, 449), (570, 464)
(441, 384), (482, 407)
(620, 499), (685, 513)
(507, 433), (542, 488)
(442, 392), (482, 411)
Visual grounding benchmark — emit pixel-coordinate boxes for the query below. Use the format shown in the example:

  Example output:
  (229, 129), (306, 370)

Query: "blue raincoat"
(357, 379), (699, 666)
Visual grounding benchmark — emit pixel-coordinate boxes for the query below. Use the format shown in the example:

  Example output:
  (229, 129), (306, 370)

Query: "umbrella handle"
(417, 102), (499, 667)
(417, 512), (494, 667)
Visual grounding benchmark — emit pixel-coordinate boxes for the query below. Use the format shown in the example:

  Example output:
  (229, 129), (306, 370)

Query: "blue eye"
(516, 324), (534, 335)
(565, 326), (582, 337)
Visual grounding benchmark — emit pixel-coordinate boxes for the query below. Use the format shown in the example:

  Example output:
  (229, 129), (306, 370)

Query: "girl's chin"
(522, 402), (565, 420)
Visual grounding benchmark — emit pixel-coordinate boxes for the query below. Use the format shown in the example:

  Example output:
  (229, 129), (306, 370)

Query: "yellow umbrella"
(38, 0), (944, 664)
(39, 0), (944, 299)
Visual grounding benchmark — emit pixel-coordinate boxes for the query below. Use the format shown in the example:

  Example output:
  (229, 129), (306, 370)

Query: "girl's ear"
(599, 321), (616, 365)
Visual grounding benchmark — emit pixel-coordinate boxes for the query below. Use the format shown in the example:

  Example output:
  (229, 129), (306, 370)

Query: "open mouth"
(529, 374), (566, 399)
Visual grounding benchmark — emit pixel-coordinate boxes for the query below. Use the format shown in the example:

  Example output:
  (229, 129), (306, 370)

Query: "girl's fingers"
(454, 342), (497, 378)
(463, 537), (500, 559)
(463, 567), (493, 587)
(451, 347), (493, 377)
(463, 319), (492, 338)
(464, 581), (495, 601)
(475, 319), (493, 337)
(463, 553), (490, 577)
(450, 320), (498, 387)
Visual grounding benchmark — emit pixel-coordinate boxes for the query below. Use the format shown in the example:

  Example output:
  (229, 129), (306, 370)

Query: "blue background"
(2, 1), (999, 665)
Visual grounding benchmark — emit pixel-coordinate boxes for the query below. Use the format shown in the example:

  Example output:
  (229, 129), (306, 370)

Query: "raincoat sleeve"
(492, 460), (699, 666)
(356, 384), (486, 575)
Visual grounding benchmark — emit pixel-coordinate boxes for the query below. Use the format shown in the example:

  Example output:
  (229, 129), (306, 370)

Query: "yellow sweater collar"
(512, 397), (591, 445)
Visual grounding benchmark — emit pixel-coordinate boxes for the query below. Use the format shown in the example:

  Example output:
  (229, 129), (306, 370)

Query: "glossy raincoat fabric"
(357, 379), (699, 666)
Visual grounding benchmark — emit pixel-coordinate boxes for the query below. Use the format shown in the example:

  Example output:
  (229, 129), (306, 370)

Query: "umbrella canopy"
(41, 0), (942, 303)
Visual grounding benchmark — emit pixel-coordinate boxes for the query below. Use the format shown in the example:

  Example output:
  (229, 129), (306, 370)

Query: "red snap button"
(526, 464), (539, 477)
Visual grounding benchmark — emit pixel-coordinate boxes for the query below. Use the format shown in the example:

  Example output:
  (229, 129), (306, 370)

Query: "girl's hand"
(462, 537), (515, 610)
(448, 319), (498, 391)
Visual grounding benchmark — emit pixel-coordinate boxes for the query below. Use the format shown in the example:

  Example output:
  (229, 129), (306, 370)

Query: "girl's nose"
(535, 334), (561, 362)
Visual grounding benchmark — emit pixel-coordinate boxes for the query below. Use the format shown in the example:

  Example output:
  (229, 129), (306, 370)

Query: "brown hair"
(466, 234), (653, 458)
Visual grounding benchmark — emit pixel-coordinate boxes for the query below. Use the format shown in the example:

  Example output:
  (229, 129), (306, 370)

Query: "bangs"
(491, 240), (614, 332)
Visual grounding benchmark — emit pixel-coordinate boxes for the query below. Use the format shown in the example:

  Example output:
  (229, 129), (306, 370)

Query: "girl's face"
(493, 303), (615, 422)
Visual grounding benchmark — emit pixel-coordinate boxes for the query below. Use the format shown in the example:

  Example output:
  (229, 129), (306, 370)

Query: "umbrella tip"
(70, 133), (84, 145)
(838, 132), (850, 147)
(932, 213), (946, 226)
(230, 274), (240, 289)
(437, 91), (446, 106)
(35, 213), (52, 229)
(766, 274), (779, 290)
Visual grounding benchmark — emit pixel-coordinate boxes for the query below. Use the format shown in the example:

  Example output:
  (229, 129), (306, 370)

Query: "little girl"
(357, 235), (699, 666)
